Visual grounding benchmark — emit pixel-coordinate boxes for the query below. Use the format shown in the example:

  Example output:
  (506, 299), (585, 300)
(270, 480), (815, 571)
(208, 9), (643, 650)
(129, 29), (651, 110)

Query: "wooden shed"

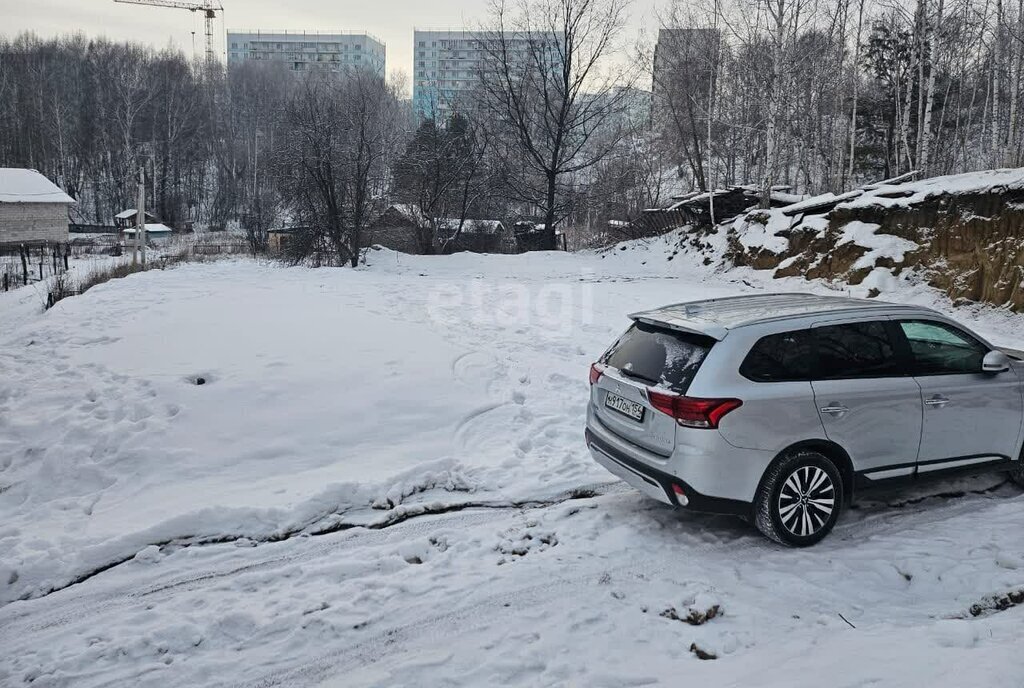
(267, 227), (303, 254)
(114, 208), (157, 230)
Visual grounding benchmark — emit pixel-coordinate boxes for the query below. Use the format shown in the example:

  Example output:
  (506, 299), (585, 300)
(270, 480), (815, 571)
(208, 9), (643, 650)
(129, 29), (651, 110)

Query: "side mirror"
(983, 350), (1011, 374)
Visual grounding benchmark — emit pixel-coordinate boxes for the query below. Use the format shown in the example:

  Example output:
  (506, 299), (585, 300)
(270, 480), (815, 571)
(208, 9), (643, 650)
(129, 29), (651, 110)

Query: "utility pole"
(137, 167), (147, 267)
(133, 170), (140, 265)
(707, 3), (720, 225)
(253, 130), (261, 199)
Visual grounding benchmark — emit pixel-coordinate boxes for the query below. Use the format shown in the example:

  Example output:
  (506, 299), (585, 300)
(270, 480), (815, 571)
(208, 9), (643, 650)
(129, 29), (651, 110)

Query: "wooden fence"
(0, 242), (71, 292)
(69, 223), (119, 234)
(3, 235), (256, 295)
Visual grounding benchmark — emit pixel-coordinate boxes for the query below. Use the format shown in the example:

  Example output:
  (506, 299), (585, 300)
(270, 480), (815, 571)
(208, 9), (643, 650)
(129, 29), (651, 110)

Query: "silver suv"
(586, 294), (1024, 546)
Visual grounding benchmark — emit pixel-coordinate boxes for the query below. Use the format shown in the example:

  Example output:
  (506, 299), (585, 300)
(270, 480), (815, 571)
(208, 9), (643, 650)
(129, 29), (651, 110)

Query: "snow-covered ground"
(1, 237), (1022, 686)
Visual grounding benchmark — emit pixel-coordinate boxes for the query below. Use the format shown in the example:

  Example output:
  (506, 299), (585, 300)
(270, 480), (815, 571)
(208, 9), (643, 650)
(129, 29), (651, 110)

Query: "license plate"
(605, 392), (645, 422)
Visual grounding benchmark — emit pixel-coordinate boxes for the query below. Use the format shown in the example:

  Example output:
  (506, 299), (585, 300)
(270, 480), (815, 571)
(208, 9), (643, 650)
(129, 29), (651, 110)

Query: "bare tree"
(478, 0), (635, 250)
(279, 69), (403, 266)
(648, 19), (721, 192)
(393, 113), (495, 253)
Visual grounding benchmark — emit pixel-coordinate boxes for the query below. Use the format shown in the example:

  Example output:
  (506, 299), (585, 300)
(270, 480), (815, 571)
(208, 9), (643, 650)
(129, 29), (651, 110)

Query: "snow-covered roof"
(437, 218), (504, 234)
(123, 223), (173, 235)
(0, 168), (75, 204)
(387, 203), (426, 224)
(115, 208), (155, 220)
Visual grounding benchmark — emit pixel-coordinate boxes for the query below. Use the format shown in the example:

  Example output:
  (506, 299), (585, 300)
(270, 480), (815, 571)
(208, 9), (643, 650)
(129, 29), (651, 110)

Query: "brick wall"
(0, 203), (70, 244)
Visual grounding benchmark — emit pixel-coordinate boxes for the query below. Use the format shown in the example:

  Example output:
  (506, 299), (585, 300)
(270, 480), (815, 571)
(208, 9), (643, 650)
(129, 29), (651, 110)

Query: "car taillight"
(647, 390), (743, 429)
(589, 362), (606, 386)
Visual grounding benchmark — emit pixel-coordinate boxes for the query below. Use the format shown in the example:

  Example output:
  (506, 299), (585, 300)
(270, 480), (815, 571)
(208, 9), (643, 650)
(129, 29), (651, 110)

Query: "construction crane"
(114, 0), (224, 64)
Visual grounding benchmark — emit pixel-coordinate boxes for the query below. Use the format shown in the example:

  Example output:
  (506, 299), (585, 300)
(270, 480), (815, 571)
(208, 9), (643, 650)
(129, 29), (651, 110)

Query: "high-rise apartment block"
(412, 30), (560, 120)
(227, 31), (386, 76)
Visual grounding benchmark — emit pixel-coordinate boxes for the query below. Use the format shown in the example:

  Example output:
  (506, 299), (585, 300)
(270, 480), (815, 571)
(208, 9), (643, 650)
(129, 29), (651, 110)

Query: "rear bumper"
(585, 427), (751, 518)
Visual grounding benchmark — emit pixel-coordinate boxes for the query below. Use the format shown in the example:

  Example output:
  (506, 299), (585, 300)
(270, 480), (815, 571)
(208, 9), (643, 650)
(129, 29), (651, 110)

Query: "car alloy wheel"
(755, 449), (844, 547)
(777, 465), (836, 537)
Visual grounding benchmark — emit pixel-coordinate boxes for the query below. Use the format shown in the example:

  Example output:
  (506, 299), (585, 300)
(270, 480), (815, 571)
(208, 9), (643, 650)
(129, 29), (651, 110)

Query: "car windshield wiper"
(617, 368), (659, 385)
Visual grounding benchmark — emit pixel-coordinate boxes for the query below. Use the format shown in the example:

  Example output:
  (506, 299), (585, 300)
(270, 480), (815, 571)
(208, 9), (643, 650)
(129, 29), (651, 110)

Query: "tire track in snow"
(221, 486), (1024, 688)
(834, 479), (1021, 542)
(3, 480), (1020, 688)
(0, 483), (625, 636)
(221, 533), (763, 688)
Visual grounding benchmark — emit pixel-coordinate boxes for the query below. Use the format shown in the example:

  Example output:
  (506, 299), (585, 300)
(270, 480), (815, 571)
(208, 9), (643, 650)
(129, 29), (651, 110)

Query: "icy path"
(1, 241), (1023, 686)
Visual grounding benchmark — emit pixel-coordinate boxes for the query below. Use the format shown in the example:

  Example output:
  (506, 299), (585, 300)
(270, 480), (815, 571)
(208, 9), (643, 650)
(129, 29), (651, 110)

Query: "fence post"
(64, 243), (69, 271)
(20, 245), (28, 285)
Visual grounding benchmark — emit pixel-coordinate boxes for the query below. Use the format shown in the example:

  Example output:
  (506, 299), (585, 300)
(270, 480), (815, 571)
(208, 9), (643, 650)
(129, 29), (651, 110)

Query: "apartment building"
(652, 28), (720, 100)
(227, 31), (386, 76)
(412, 29), (560, 120)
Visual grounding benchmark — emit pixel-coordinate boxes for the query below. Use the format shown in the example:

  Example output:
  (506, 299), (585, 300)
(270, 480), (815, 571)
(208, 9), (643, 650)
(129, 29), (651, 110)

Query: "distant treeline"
(1, 0), (1022, 261)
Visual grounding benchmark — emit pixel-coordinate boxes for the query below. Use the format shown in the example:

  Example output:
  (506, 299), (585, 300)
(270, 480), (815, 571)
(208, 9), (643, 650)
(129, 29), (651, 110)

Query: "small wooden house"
(114, 208), (157, 230)
(366, 204), (425, 254)
(267, 227), (302, 254)
(0, 168), (75, 246)
(368, 205), (513, 254)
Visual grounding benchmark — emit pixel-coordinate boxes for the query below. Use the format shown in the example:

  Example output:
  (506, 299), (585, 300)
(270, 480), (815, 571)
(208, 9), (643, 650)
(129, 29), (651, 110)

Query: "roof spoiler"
(629, 314), (728, 341)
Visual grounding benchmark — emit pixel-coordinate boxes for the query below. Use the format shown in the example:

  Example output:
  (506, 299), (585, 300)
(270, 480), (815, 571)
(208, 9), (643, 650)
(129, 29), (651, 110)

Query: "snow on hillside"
(838, 166), (1024, 211)
(1, 245), (1022, 686)
(725, 166), (1024, 259)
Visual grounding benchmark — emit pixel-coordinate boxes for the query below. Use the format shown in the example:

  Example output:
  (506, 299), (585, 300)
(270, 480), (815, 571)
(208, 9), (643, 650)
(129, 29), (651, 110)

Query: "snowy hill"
(710, 168), (1024, 311)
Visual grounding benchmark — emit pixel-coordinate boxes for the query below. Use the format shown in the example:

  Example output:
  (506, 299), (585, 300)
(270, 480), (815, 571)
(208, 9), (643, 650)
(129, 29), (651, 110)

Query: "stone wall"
(0, 203), (70, 245)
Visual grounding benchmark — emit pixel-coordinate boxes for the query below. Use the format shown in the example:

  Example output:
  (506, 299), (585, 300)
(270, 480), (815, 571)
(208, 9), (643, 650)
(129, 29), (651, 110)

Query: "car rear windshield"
(601, 322), (714, 393)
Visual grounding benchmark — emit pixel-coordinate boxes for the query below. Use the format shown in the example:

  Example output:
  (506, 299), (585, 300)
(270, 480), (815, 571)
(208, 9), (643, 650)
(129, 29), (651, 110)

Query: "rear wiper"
(617, 368), (659, 385)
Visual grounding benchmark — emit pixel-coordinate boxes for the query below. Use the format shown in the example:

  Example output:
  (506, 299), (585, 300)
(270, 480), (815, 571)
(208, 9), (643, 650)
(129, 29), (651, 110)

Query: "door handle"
(820, 405), (850, 417)
(924, 395), (951, 408)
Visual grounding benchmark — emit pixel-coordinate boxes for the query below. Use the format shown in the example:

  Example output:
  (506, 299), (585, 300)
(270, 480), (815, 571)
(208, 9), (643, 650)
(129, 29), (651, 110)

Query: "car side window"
(814, 321), (902, 379)
(740, 329), (815, 382)
(897, 320), (987, 375)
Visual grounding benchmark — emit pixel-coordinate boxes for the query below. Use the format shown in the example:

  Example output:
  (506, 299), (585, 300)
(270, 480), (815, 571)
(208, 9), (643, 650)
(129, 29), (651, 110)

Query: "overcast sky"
(2, 0), (661, 91)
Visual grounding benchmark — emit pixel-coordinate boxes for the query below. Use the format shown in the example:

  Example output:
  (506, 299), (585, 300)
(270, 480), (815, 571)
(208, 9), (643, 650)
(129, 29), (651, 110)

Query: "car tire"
(755, 450), (844, 547)
(1010, 447), (1024, 487)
